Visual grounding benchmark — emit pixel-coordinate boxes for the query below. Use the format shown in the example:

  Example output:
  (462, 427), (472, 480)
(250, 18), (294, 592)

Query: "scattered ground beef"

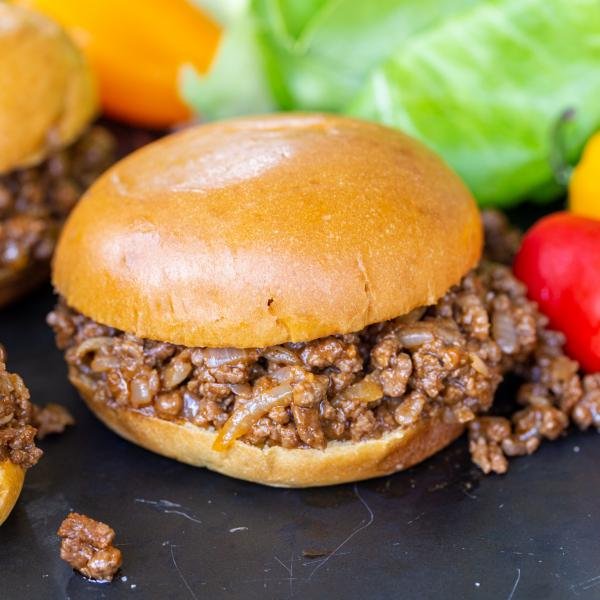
(32, 403), (74, 440)
(0, 126), (114, 275)
(482, 210), (522, 265)
(58, 512), (122, 581)
(0, 345), (42, 469)
(468, 417), (511, 475)
(572, 374), (600, 429)
(49, 256), (598, 473)
(468, 328), (600, 473)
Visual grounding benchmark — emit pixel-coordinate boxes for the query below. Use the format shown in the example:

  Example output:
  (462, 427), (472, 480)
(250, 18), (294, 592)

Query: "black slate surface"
(2, 282), (600, 600)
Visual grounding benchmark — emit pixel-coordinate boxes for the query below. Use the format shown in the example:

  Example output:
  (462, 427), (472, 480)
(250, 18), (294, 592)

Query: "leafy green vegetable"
(181, 0), (276, 120)
(184, 0), (600, 207)
(349, 0), (600, 206)
(253, 0), (480, 111)
(185, 0), (477, 116)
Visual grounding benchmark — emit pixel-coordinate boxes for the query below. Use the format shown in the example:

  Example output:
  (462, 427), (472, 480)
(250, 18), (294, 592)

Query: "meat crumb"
(302, 548), (332, 559)
(57, 512), (122, 582)
(32, 403), (74, 439)
(468, 417), (510, 474)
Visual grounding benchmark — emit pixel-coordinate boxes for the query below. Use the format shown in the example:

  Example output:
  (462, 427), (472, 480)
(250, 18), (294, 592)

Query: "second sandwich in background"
(0, 4), (114, 307)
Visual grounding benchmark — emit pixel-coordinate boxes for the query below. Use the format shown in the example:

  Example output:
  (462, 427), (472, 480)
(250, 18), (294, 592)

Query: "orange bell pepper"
(18, 0), (220, 128)
(569, 131), (600, 220)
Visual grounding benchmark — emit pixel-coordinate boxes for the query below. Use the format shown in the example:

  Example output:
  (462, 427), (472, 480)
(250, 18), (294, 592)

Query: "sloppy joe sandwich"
(48, 114), (590, 487)
(0, 345), (42, 525)
(0, 4), (114, 307)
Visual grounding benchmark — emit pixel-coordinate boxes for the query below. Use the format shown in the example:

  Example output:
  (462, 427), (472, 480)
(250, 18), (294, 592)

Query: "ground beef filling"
(58, 512), (122, 581)
(0, 126), (114, 276)
(0, 345), (42, 469)
(48, 261), (600, 471)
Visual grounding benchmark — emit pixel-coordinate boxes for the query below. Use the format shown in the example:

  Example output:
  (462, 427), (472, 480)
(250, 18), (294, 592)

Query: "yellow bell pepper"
(17, 0), (220, 128)
(570, 132), (600, 220)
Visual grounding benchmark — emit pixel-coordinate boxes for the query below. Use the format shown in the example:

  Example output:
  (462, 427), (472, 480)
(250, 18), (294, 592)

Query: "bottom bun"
(0, 263), (49, 308)
(0, 460), (25, 525)
(75, 380), (464, 487)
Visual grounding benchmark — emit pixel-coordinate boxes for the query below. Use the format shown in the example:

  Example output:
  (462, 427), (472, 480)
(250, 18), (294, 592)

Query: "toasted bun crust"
(0, 460), (25, 525)
(54, 114), (482, 348)
(74, 380), (464, 487)
(0, 4), (97, 174)
(0, 263), (50, 309)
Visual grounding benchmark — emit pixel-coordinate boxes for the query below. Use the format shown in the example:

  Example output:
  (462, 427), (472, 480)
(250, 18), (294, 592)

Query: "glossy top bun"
(0, 4), (97, 174)
(53, 114), (482, 347)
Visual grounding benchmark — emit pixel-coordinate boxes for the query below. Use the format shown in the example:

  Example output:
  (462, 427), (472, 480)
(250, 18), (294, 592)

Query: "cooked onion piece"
(213, 384), (293, 451)
(343, 379), (384, 404)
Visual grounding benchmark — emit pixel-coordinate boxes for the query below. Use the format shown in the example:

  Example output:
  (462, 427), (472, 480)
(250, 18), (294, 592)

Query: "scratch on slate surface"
(308, 483), (374, 580)
(507, 568), (521, 600)
(407, 512), (425, 526)
(170, 544), (198, 600)
(274, 553), (295, 597)
(461, 487), (478, 500)
(135, 498), (202, 524)
(570, 573), (600, 595)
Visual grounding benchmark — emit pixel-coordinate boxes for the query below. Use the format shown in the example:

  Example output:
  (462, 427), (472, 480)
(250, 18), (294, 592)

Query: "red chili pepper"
(514, 212), (600, 373)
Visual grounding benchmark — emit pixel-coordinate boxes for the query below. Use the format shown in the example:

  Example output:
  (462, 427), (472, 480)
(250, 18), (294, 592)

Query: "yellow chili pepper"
(570, 132), (600, 220)
(17, 0), (220, 128)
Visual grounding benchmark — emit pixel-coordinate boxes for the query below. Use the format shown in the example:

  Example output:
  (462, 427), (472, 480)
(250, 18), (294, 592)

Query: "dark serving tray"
(0, 119), (595, 599)
(3, 274), (600, 600)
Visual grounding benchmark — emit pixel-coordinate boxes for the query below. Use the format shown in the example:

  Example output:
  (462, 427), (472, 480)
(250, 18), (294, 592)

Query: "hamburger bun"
(0, 3), (98, 174)
(54, 113), (481, 348)
(53, 113), (482, 486)
(0, 460), (25, 525)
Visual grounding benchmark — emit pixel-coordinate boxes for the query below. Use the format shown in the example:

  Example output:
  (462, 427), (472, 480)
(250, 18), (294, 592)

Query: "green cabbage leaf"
(183, 0), (600, 206)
